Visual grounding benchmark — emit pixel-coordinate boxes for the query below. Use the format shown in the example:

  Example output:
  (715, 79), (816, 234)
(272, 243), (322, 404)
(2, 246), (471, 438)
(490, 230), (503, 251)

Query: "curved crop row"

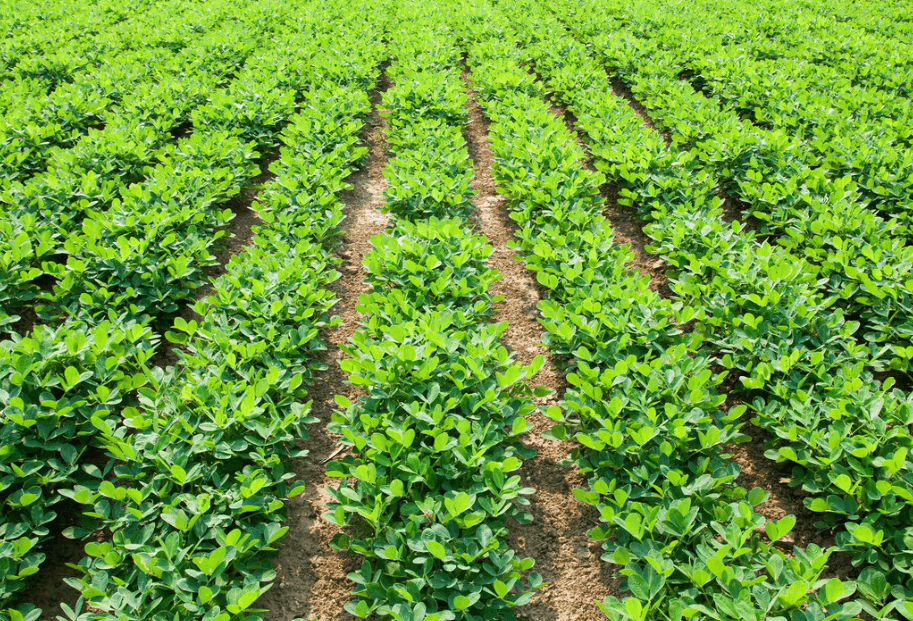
(450, 2), (865, 620)
(43, 28), (384, 621)
(502, 0), (913, 616)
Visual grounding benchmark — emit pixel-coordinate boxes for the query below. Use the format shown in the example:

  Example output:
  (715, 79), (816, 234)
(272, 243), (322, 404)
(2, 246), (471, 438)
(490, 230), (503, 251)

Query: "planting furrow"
(462, 70), (615, 621)
(451, 3), (863, 621)
(259, 67), (393, 621)
(325, 6), (544, 618)
(505, 0), (913, 614)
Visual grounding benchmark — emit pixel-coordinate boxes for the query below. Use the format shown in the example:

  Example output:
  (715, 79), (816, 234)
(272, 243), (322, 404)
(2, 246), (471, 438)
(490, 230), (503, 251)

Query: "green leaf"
(426, 541), (446, 560)
(824, 578), (845, 603)
(511, 416), (528, 435)
(64, 366), (80, 387)
(852, 524), (874, 544)
(453, 596), (471, 611)
(624, 597), (643, 620)
(765, 515), (795, 542)
(448, 492), (471, 516)
(329, 534), (350, 551)
(542, 424), (566, 441)
(834, 474), (853, 493)
(747, 487), (767, 506)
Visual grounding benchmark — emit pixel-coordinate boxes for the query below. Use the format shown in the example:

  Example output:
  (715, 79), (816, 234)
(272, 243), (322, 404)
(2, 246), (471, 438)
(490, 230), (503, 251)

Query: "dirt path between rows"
(260, 71), (391, 621)
(462, 70), (621, 621)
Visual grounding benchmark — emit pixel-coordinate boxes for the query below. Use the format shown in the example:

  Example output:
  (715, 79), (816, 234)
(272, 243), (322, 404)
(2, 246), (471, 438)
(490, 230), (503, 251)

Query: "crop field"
(2, 0), (913, 619)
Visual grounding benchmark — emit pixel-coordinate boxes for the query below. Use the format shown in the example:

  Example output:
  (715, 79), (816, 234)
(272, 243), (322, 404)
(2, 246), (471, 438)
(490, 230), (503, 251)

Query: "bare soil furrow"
(16, 522), (84, 619)
(600, 182), (671, 295)
(260, 70), (392, 621)
(462, 70), (621, 621)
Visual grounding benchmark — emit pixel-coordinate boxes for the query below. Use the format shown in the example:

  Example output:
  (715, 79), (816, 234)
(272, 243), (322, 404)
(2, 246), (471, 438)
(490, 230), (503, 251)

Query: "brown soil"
(720, 192), (762, 236)
(463, 71), (621, 621)
(6, 304), (43, 337)
(600, 184), (670, 295)
(259, 72), (392, 621)
(16, 517), (85, 619)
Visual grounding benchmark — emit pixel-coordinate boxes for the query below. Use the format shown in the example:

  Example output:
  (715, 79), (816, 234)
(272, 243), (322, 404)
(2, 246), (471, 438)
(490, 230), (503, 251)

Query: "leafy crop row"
(500, 0), (913, 616)
(0, 0), (257, 184)
(0, 2), (279, 330)
(0, 6), (384, 619)
(324, 5), (543, 619)
(544, 0), (913, 378)
(0, 0), (158, 89)
(55, 65), (383, 621)
(3, 5), (384, 330)
(451, 1), (870, 619)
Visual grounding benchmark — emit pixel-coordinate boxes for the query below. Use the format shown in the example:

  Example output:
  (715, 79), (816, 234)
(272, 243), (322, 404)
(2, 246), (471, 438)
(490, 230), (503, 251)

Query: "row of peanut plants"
(0, 0), (284, 330)
(0, 5), (385, 619)
(545, 0), (913, 128)
(0, 0), (250, 185)
(447, 2), (866, 620)
(571, 0), (913, 225)
(55, 38), (385, 620)
(4, 2), (381, 332)
(0, 0), (158, 88)
(545, 0), (913, 373)
(537, 0), (913, 574)
(324, 4), (544, 619)
(501, 0), (913, 617)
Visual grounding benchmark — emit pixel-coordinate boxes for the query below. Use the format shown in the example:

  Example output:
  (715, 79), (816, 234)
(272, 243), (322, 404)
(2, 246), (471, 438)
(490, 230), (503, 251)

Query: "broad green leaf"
(426, 541), (446, 560)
